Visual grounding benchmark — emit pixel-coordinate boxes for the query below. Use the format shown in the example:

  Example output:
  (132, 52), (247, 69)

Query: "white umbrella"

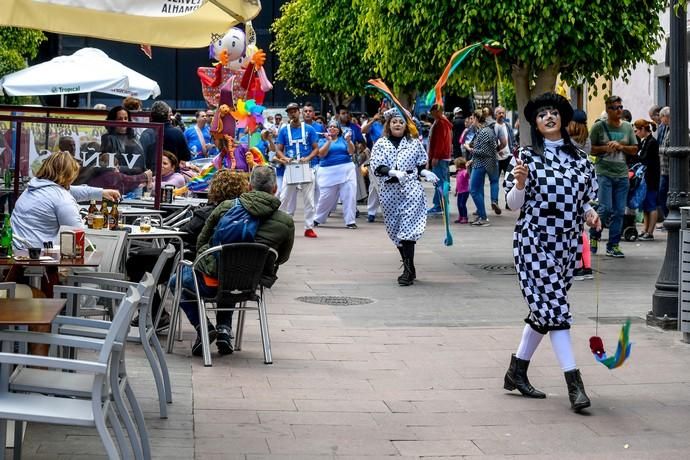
(0, 0), (262, 48)
(0, 48), (161, 100)
(72, 48), (161, 99)
(0, 51), (129, 97)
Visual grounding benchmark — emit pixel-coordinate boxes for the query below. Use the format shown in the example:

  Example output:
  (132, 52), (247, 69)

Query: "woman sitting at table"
(158, 151), (186, 188)
(11, 151), (85, 249)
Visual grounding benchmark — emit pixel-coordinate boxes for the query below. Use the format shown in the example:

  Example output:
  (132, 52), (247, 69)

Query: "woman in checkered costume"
(502, 93), (601, 412)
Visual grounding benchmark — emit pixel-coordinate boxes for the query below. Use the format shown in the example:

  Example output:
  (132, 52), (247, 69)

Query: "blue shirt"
(341, 122), (364, 145)
(276, 123), (318, 159)
(319, 137), (352, 168)
(305, 121), (325, 167)
(366, 120), (384, 148)
(183, 125), (215, 159)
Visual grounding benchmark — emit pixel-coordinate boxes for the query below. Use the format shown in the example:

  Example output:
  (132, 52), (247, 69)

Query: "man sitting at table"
(170, 166), (294, 356)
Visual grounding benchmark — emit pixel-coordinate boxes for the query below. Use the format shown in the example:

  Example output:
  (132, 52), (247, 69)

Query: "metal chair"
(167, 243), (276, 367)
(0, 281), (147, 460)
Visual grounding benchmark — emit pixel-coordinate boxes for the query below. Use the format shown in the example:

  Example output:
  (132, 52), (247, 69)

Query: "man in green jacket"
(174, 166), (295, 356)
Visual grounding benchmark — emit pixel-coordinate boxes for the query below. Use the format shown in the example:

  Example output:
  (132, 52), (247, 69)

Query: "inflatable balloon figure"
(174, 100), (267, 196)
(197, 21), (273, 108)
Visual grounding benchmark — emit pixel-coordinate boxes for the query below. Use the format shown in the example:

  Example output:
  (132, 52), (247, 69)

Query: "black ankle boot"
(564, 369), (591, 412)
(401, 241), (416, 280)
(504, 354), (546, 398)
(397, 258), (414, 286)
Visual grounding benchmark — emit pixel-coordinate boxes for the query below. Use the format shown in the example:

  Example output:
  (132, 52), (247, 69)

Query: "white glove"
(388, 169), (407, 180)
(420, 169), (439, 184)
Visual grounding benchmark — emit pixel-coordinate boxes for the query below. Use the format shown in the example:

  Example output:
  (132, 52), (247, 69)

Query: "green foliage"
(0, 27), (46, 104)
(271, 0), (371, 105)
(271, 0), (314, 96)
(356, 0), (664, 97)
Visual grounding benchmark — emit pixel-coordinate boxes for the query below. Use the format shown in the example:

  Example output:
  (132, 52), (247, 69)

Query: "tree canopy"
(272, 0), (666, 140)
(0, 27), (46, 104)
(271, 0), (371, 110)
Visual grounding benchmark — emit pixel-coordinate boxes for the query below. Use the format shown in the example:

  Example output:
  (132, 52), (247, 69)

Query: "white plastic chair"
(64, 245), (177, 419)
(0, 281), (146, 460)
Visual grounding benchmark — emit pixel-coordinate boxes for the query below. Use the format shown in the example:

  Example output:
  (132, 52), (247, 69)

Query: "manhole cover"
(297, 295), (374, 306)
(482, 264), (517, 274)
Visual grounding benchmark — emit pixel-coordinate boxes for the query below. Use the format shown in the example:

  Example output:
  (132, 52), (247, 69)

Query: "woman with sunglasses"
(502, 92), (600, 413)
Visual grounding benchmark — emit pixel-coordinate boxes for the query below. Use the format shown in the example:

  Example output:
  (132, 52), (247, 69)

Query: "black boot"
(503, 354), (546, 399)
(401, 240), (416, 280)
(564, 369), (591, 412)
(397, 258), (414, 286)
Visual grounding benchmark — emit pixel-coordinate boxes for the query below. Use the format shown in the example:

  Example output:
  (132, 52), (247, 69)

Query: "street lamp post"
(649, 3), (690, 330)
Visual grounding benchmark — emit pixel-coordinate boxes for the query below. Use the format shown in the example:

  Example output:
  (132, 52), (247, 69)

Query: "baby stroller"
(623, 163), (646, 242)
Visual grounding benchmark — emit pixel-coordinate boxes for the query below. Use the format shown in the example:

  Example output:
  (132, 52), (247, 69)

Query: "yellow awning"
(0, 0), (262, 48)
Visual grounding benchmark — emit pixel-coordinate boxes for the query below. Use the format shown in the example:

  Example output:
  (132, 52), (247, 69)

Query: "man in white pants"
(275, 102), (320, 238)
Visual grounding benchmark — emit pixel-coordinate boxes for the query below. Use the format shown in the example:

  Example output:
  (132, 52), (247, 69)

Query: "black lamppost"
(649, 3), (690, 330)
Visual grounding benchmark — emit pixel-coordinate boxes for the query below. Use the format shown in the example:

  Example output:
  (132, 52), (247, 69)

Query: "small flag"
(140, 44), (152, 59)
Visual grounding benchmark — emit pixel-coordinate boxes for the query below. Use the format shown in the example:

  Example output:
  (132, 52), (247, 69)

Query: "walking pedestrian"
(503, 92), (600, 412)
(369, 108), (439, 286)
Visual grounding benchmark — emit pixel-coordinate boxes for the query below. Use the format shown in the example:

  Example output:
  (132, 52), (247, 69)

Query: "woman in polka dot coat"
(503, 92), (601, 413)
(369, 109), (439, 286)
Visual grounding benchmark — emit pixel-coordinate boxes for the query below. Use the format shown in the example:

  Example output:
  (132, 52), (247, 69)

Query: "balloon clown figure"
(178, 22), (272, 196)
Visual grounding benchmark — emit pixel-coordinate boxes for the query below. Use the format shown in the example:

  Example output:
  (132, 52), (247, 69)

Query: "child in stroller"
(588, 163), (645, 243)
(623, 162), (646, 242)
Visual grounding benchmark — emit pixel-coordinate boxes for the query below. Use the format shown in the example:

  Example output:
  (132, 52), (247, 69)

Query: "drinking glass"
(139, 216), (152, 233)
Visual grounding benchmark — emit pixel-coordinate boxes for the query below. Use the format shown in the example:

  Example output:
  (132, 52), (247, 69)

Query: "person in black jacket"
(633, 118), (660, 241)
(141, 101), (192, 172)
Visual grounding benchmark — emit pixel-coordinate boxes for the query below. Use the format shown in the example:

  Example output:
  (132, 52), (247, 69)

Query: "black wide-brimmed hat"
(523, 92), (574, 127)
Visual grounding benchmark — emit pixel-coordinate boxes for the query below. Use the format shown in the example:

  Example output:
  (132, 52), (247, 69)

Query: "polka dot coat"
(370, 136), (428, 246)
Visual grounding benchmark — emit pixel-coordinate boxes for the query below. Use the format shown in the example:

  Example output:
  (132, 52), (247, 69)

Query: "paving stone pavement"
(18, 185), (690, 459)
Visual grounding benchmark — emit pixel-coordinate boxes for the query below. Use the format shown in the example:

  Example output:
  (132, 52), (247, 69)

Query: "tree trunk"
(531, 63), (559, 98)
(512, 64), (531, 146)
(512, 63), (560, 146)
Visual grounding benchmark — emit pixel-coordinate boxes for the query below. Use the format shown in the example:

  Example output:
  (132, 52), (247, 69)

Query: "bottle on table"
(108, 201), (119, 230)
(86, 200), (97, 229)
(0, 214), (12, 258)
(94, 201), (108, 230)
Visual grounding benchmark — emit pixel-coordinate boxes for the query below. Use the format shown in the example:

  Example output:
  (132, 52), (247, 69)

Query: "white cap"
(453, 107), (463, 115)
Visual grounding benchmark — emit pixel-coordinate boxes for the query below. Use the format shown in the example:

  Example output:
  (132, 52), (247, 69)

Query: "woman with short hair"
(11, 151), (83, 248)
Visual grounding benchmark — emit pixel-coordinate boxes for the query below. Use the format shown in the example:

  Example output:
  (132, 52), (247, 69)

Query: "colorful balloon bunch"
(231, 99), (265, 134)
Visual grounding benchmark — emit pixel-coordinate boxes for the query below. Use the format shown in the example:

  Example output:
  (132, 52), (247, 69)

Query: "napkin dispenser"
(60, 229), (85, 259)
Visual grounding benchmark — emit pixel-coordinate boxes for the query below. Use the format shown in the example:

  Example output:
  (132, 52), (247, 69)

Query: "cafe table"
(0, 297), (67, 450)
(0, 250), (103, 290)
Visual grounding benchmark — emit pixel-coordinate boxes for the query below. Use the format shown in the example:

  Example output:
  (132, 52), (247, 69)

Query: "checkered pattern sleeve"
(504, 147), (532, 194)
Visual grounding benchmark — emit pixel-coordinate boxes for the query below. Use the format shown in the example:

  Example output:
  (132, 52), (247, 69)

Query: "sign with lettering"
(34, 0), (206, 17)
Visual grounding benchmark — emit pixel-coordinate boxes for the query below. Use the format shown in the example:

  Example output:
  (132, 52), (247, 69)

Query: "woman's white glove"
(420, 169), (439, 184)
(388, 169), (407, 180)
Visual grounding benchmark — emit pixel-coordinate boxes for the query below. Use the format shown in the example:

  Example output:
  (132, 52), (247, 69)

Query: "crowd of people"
(5, 91), (672, 414)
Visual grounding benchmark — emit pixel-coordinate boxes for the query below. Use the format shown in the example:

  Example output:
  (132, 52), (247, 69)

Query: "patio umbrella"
(0, 50), (130, 97)
(72, 48), (161, 99)
(0, 48), (161, 99)
(0, 0), (262, 48)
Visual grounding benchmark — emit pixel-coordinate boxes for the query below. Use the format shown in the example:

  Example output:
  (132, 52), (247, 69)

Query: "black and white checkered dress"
(504, 140), (598, 332)
(370, 136), (428, 246)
